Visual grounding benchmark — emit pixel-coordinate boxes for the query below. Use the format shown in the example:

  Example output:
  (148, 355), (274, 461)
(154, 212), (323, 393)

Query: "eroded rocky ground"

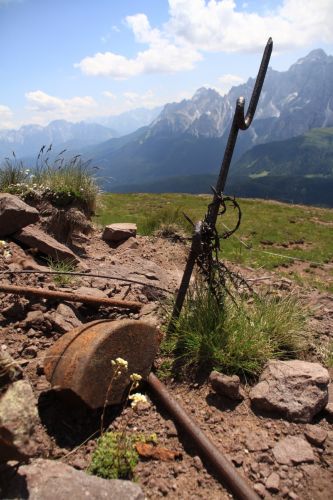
(0, 194), (332, 499)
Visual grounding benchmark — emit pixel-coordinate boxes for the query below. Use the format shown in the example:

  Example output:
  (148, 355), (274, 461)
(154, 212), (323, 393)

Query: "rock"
(253, 483), (267, 498)
(116, 236), (139, 251)
(304, 425), (327, 446)
(272, 436), (315, 465)
(24, 310), (45, 328)
(265, 472), (280, 492)
(0, 379), (39, 461)
(13, 224), (80, 264)
(49, 303), (82, 333)
(2, 459), (145, 499)
(0, 350), (23, 388)
(21, 345), (38, 359)
(0, 193), (39, 237)
(165, 419), (178, 437)
(249, 360), (329, 422)
(102, 223), (137, 242)
(75, 286), (108, 300)
(325, 377), (333, 417)
(245, 430), (270, 452)
(209, 371), (244, 400)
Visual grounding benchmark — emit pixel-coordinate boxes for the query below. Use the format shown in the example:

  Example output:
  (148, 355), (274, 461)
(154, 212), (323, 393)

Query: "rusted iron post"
(170, 38), (273, 327)
(148, 373), (259, 500)
(0, 284), (142, 311)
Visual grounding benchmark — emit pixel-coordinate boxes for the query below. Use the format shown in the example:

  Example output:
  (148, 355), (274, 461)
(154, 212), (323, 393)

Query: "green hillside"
(231, 127), (333, 178)
(96, 194), (333, 292)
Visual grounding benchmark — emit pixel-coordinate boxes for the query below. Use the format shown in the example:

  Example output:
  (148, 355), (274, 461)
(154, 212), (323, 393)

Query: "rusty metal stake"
(148, 373), (259, 500)
(0, 284), (142, 311)
(170, 38), (273, 327)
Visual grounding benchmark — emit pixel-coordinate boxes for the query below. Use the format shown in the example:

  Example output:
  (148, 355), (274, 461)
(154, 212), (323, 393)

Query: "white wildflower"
(0, 240), (6, 247)
(129, 392), (148, 410)
(130, 373), (142, 382)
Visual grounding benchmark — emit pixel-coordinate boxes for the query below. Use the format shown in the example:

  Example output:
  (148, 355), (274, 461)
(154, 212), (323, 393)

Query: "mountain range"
(1, 48), (333, 206)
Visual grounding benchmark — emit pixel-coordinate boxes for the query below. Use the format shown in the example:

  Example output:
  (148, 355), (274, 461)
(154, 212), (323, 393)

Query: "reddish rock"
(102, 223), (137, 242)
(265, 472), (280, 492)
(304, 425), (327, 446)
(13, 224), (80, 264)
(249, 360), (329, 422)
(0, 193), (39, 237)
(209, 371), (244, 400)
(2, 459), (144, 499)
(272, 436), (315, 465)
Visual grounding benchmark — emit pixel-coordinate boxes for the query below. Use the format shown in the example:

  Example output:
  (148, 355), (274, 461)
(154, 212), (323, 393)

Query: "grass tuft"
(163, 280), (309, 378)
(46, 257), (77, 287)
(0, 147), (99, 215)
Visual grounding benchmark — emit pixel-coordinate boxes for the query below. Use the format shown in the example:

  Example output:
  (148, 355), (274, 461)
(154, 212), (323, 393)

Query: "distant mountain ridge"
(0, 120), (116, 158)
(105, 127), (333, 207)
(82, 48), (333, 194)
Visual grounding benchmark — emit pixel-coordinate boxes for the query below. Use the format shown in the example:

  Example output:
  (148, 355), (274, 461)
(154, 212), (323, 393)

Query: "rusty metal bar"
(148, 373), (259, 500)
(0, 284), (142, 311)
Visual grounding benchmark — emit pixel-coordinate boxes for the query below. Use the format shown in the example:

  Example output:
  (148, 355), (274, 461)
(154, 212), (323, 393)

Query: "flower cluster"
(0, 240), (11, 261)
(111, 357), (128, 377)
(129, 392), (148, 410)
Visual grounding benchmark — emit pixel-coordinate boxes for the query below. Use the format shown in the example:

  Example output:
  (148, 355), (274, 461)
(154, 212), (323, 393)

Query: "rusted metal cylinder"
(44, 319), (159, 409)
(148, 373), (259, 500)
(0, 284), (142, 310)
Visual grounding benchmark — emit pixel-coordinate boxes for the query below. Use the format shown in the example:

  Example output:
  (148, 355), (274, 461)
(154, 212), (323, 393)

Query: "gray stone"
(209, 371), (244, 400)
(0, 193), (39, 237)
(2, 458), (145, 499)
(272, 436), (315, 465)
(0, 379), (39, 461)
(249, 360), (329, 422)
(304, 425), (327, 446)
(13, 224), (80, 264)
(102, 223), (137, 242)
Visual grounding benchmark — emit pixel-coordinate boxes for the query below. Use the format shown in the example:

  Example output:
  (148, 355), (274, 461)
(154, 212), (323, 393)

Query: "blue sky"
(1, 0), (333, 129)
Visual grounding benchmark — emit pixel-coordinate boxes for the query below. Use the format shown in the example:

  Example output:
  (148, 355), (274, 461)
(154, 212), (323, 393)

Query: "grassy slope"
(96, 194), (333, 291)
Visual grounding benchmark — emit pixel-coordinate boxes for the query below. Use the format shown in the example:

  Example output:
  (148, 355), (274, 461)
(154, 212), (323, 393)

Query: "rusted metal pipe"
(0, 284), (142, 311)
(148, 373), (259, 500)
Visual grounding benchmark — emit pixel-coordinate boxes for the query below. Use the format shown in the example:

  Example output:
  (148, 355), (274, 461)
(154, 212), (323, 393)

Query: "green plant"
(88, 431), (139, 480)
(163, 279), (309, 378)
(46, 257), (77, 287)
(0, 147), (100, 215)
(0, 153), (29, 193)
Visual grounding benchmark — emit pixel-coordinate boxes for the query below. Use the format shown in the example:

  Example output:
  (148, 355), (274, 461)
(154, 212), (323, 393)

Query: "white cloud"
(25, 90), (97, 125)
(76, 0), (333, 80)
(0, 104), (15, 129)
(75, 13), (201, 78)
(167, 0), (333, 52)
(103, 91), (117, 99)
(218, 73), (246, 94)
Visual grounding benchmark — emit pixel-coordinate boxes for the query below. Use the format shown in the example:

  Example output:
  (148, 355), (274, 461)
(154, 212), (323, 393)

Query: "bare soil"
(1, 229), (332, 499)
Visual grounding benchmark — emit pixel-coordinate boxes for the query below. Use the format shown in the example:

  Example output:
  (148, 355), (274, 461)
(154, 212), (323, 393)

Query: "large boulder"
(1, 459), (144, 499)
(102, 223), (137, 242)
(249, 359), (329, 422)
(0, 193), (39, 237)
(0, 379), (39, 461)
(13, 224), (80, 264)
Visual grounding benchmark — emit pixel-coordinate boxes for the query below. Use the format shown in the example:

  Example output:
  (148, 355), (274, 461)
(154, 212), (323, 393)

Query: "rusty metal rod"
(0, 284), (142, 311)
(148, 373), (259, 500)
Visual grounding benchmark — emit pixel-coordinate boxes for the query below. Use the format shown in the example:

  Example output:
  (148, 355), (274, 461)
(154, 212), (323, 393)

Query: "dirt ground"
(0, 230), (332, 499)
